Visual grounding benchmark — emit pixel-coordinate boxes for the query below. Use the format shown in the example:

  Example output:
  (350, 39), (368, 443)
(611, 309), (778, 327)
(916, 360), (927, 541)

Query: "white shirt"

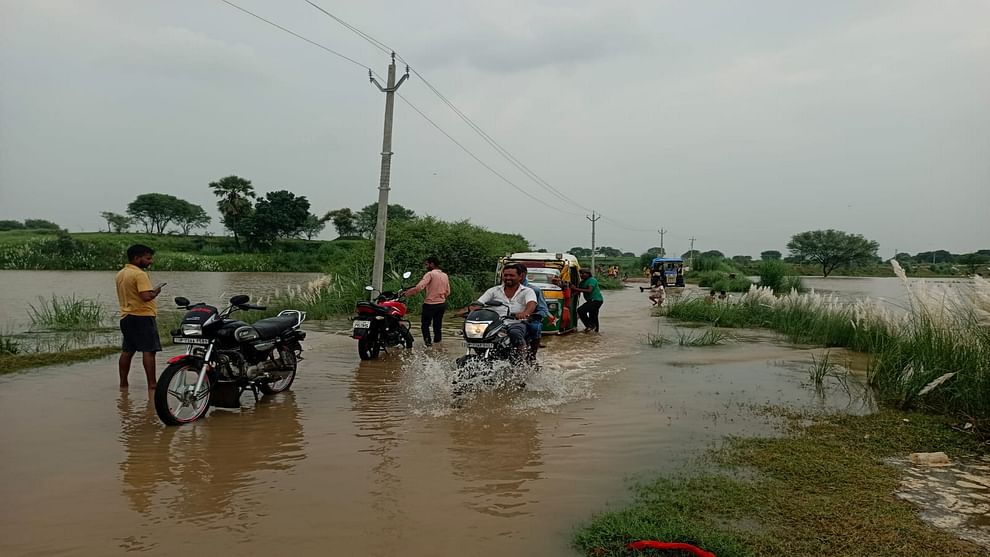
(475, 284), (537, 318)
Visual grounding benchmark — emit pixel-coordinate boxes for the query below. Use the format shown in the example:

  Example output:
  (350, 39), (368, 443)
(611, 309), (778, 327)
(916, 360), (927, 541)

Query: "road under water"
(0, 287), (871, 556)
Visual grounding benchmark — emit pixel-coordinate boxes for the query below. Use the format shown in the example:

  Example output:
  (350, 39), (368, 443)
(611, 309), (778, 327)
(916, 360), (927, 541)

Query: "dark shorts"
(120, 315), (162, 353)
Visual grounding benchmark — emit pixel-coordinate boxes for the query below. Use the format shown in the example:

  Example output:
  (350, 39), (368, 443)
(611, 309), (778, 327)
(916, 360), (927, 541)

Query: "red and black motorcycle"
(351, 271), (415, 360)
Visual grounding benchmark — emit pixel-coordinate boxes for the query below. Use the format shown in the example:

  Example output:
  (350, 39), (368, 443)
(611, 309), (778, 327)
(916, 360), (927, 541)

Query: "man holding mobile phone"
(115, 244), (162, 389)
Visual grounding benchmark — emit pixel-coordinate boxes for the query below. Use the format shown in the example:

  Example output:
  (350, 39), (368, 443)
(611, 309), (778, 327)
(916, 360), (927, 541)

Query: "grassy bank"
(0, 346), (119, 374)
(664, 263), (990, 427)
(574, 409), (987, 556)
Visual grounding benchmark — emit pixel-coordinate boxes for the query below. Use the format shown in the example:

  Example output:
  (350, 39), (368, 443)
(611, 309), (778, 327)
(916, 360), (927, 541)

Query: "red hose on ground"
(627, 540), (716, 557)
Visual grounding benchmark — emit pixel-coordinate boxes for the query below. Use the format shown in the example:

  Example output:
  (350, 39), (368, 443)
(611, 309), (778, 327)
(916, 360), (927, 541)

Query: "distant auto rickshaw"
(651, 257), (685, 287)
(497, 252), (581, 334)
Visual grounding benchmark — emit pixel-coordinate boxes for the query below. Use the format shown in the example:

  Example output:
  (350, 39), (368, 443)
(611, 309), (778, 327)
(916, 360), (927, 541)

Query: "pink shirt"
(405, 269), (450, 304)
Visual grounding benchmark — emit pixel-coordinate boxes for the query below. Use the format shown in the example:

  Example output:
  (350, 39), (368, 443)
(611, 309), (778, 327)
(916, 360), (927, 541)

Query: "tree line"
(575, 229), (988, 277)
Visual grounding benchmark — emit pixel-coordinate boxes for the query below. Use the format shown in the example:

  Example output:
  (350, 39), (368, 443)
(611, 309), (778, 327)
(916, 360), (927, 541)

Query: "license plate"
(466, 342), (495, 349)
(172, 337), (210, 345)
(352, 320), (372, 329)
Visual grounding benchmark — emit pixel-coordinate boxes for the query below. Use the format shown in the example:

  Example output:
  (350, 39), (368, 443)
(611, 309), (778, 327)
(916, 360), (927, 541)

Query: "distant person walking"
(116, 244), (163, 388)
(571, 268), (604, 332)
(403, 256), (451, 347)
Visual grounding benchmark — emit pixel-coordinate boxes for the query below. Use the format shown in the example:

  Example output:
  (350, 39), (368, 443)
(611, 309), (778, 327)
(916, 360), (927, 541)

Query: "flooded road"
(0, 287), (869, 556)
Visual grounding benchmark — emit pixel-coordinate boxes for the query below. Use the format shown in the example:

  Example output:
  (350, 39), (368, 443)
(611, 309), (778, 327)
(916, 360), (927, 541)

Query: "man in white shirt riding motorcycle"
(456, 263), (537, 357)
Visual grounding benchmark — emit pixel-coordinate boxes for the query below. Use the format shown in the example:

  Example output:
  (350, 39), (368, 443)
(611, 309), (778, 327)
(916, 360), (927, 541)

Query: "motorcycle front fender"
(166, 355), (219, 383)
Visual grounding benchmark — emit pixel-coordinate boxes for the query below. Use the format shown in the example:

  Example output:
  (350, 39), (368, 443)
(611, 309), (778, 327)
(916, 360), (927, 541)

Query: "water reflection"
(446, 409), (544, 518)
(348, 359), (407, 523)
(116, 390), (304, 547)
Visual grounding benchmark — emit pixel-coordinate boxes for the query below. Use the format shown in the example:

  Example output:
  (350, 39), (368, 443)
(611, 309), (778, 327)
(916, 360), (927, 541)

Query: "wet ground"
(0, 285), (960, 557)
(894, 454), (990, 549)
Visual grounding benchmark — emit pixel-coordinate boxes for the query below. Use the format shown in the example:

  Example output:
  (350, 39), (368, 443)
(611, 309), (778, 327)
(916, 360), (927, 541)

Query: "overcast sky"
(1, 0), (987, 257)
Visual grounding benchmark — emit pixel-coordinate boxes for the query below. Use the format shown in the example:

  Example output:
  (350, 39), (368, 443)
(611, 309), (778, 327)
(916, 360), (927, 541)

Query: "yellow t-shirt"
(116, 264), (157, 317)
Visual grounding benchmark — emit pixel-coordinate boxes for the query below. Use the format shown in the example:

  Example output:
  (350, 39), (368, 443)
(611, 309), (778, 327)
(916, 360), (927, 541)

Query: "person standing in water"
(402, 256), (451, 347)
(571, 268), (604, 332)
(115, 244), (163, 389)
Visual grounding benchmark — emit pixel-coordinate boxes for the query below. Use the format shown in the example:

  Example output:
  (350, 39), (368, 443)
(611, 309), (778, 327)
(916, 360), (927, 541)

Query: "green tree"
(596, 246), (623, 257)
(355, 203), (417, 238)
(914, 250), (954, 264)
(681, 250), (700, 260)
(172, 201), (211, 235)
(0, 220), (25, 231)
(701, 249), (725, 259)
(731, 255), (753, 266)
(569, 247), (592, 257)
(249, 190), (311, 247)
(300, 213), (327, 240)
(209, 175), (256, 246)
(325, 208), (359, 237)
(386, 217), (529, 289)
(957, 253), (990, 274)
(787, 229), (879, 277)
(127, 193), (188, 234)
(23, 219), (60, 230)
(100, 211), (132, 233)
(760, 250), (782, 261)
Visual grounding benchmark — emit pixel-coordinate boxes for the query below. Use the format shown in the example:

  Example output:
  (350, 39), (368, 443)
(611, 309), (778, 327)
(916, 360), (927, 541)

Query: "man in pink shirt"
(402, 256), (451, 346)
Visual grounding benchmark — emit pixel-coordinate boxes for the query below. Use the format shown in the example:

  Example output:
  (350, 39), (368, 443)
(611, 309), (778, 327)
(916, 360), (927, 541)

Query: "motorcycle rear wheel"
(259, 358), (296, 395)
(358, 333), (381, 360)
(155, 362), (211, 426)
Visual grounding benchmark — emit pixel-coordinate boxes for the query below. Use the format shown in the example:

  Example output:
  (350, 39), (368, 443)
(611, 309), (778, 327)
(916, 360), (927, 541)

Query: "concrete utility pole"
(658, 229), (668, 257)
(369, 53), (410, 293)
(689, 237), (696, 269)
(587, 212), (601, 274)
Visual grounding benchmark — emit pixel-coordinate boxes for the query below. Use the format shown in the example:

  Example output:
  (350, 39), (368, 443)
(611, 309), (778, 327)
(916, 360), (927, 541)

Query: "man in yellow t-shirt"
(115, 244), (163, 389)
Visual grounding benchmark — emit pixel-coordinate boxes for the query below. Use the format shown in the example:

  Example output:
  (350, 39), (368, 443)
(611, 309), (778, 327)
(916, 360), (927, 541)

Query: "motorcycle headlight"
(181, 324), (203, 336)
(464, 321), (490, 339)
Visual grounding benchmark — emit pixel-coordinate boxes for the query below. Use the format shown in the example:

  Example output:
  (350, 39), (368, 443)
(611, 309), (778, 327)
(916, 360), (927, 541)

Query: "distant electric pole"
(369, 53), (410, 293)
(689, 236), (696, 268)
(658, 229), (667, 257)
(587, 212), (601, 274)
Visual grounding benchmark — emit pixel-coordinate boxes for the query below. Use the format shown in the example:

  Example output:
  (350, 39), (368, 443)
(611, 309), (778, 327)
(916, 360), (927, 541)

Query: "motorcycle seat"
(249, 315), (299, 339)
(356, 301), (393, 316)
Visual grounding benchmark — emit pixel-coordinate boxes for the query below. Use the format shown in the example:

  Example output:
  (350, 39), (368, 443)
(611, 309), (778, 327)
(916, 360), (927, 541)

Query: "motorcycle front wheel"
(358, 332), (381, 360)
(154, 362), (212, 426)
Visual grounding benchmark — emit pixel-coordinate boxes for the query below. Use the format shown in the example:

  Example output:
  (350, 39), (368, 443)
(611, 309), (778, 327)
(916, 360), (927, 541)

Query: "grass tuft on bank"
(663, 264), (990, 427)
(574, 410), (988, 557)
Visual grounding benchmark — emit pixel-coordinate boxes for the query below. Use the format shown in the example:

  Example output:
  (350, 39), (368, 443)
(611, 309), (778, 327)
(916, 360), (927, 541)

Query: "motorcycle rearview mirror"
(174, 296), (190, 307)
(402, 271), (412, 279)
(230, 294), (250, 306)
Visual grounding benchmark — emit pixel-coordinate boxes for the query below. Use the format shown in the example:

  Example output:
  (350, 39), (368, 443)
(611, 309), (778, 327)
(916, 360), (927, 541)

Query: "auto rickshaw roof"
(651, 257), (684, 264)
(506, 252), (580, 267)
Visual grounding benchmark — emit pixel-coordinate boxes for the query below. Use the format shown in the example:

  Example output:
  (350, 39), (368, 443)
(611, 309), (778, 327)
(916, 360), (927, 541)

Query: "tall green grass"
(757, 259), (805, 294)
(664, 264), (990, 424)
(28, 295), (106, 331)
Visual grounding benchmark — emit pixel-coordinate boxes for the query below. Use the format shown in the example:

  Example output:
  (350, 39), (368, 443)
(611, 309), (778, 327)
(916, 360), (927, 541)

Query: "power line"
(396, 94), (582, 217)
(303, 0), (597, 215)
(218, 0), (579, 217)
(300, 1), (672, 235)
(219, 0), (371, 71)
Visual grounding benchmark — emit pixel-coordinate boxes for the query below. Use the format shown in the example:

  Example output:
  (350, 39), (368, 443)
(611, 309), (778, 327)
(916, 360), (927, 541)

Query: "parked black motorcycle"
(452, 302), (539, 397)
(154, 295), (306, 426)
(351, 271), (415, 360)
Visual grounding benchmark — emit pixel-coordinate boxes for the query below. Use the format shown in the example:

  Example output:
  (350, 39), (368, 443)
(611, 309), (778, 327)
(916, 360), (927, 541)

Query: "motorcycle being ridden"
(155, 295), (306, 426)
(351, 271), (415, 360)
(454, 265), (541, 397)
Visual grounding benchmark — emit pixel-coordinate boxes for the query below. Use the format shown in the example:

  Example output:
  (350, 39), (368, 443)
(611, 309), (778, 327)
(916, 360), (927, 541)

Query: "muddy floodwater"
(1, 286), (872, 556)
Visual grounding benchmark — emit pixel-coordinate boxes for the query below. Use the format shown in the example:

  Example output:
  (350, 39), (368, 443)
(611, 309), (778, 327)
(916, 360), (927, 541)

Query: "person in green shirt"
(570, 268), (604, 332)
